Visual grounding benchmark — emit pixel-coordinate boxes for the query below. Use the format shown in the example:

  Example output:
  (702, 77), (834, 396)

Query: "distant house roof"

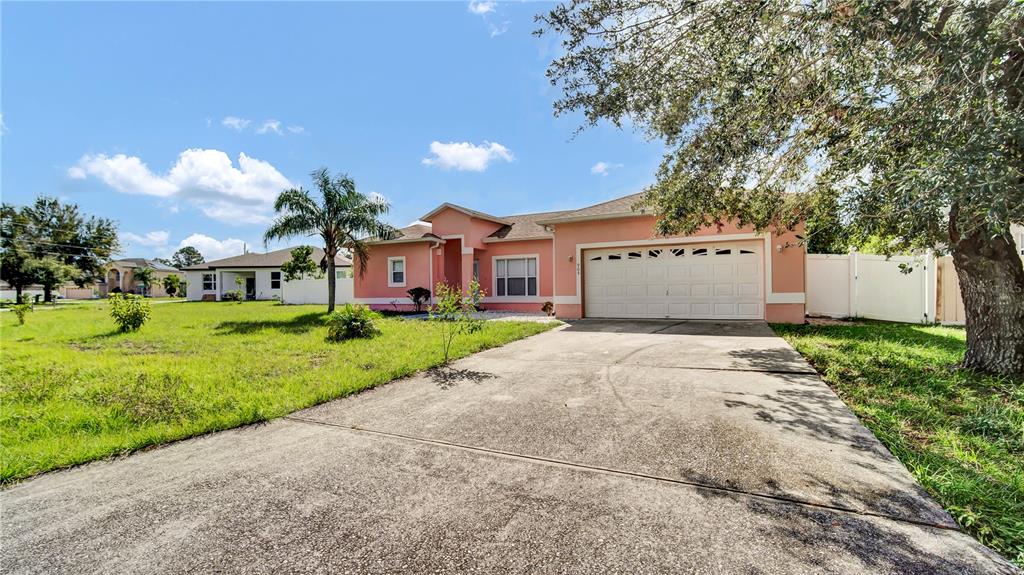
(366, 223), (445, 245)
(535, 193), (648, 224)
(182, 247), (352, 271)
(111, 258), (180, 272)
(419, 203), (511, 226)
(484, 210), (572, 242)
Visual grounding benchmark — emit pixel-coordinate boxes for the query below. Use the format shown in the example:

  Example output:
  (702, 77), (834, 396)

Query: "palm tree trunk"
(326, 251), (337, 313)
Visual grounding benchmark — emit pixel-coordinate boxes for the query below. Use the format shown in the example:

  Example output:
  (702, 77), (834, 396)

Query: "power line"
(6, 239), (103, 251)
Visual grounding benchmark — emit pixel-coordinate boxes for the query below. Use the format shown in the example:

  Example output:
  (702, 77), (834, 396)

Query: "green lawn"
(773, 322), (1024, 567)
(0, 301), (556, 484)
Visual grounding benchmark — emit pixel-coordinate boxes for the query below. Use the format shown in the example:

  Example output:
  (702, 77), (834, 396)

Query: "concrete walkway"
(1, 320), (1016, 574)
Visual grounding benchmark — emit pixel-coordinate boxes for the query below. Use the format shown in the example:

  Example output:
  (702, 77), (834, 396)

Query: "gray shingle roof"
(182, 247), (352, 271)
(535, 193), (648, 224)
(485, 210), (572, 241)
(367, 223), (444, 244)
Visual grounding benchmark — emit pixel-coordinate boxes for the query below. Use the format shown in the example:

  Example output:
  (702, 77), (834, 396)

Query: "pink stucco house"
(354, 193), (806, 323)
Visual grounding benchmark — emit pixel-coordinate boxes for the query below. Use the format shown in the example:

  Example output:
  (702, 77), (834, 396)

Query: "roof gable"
(419, 203), (510, 226)
(484, 210), (572, 242)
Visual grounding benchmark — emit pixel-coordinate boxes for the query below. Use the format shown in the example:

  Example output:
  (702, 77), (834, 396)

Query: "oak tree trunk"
(951, 226), (1024, 376)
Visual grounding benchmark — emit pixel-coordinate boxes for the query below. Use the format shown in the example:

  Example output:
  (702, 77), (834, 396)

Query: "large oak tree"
(539, 1), (1024, 375)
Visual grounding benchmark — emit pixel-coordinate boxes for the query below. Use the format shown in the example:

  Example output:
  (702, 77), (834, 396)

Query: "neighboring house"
(356, 193), (806, 323)
(182, 247), (353, 303)
(1014, 223), (1024, 256)
(100, 259), (181, 297)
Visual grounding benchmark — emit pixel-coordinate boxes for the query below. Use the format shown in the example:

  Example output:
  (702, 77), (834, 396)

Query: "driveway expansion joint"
(485, 355), (818, 376)
(282, 414), (959, 534)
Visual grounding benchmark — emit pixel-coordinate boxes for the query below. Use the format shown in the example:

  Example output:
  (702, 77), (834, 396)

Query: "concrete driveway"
(1, 320), (1016, 574)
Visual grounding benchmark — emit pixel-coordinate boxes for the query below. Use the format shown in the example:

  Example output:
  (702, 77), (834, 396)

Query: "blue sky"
(2, 1), (663, 261)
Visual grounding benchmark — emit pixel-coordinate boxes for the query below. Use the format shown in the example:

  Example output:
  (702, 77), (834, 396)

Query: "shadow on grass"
(213, 312), (325, 335)
(774, 321), (968, 355)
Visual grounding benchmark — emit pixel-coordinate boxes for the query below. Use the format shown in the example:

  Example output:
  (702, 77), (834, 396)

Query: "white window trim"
(387, 256), (407, 287)
(201, 273), (217, 292)
(270, 270), (282, 290)
(492, 254), (540, 299)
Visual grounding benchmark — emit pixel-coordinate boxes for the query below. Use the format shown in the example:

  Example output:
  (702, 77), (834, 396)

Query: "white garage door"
(584, 242), (764, 319)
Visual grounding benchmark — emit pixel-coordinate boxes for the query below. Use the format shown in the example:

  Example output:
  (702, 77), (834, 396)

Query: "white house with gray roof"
(182, 247), (353, 303)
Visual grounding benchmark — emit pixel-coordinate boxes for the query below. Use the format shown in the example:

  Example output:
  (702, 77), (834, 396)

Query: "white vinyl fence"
(280, 277), (354, 305)
(806, 252), (938, 323)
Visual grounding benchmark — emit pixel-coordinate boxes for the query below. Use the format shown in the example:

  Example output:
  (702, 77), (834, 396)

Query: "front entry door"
(245, 277), (256, 300)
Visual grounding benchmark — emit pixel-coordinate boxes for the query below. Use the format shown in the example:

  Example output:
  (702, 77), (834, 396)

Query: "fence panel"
(280, 277), (354, 305)
(805, 254), (852, 318)
(806, 252), (936, 323)
(936, 256), (965, 325)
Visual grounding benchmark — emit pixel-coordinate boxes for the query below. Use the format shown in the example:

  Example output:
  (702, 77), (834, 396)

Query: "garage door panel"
(667, 268), (689, 280)
(738, 302), (761, 316)
(584, 241), (764, 320)
(738, 282), (759, 296)
(667, 284), (690, 297)
(691, 283), (711, 297)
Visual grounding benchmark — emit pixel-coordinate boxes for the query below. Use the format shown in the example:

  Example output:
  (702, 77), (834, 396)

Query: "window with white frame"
(270, 271), (281, 289)
(202, 273), (216, 291)
(495, 256), (537, 297)
(388, 257), (406, 287)
(336, 268), (353, 279)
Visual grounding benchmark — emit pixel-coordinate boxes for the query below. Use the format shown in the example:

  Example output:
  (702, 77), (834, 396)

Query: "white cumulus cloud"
(68, 148), (293, 224)
(468, 0), (496, 15)
(122, 230), (170, 248)
(256, 120), (283, 135)
(286, 125), (305, 134)
(222, 116), (251, 131)
(421, 141), (514, 172)
(173, 233), (248, 261)
(590, 161), (623, 176)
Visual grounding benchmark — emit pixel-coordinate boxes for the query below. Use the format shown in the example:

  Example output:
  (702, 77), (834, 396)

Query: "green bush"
(108, 293), (151, 332)
(222, 290), (244, 302)
(324, 304), (381, 342)
(12, 303), (32, 326)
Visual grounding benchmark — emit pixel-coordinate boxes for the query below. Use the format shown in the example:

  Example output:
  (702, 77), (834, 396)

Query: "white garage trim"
(582, 239), (765, 320)
(574, 234), (767, 305)
(571, 233), (804, 313)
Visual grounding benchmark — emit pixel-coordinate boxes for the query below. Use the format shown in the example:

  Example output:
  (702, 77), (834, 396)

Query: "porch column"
(461, 249), (474, 294)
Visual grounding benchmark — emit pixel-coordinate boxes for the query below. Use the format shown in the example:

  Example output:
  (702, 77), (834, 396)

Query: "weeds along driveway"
(1, 319), (1017, 574)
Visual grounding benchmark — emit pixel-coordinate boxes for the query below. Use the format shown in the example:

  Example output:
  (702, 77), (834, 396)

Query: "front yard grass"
(0, 301), (556, 484)
(773, 321), (1023, 567)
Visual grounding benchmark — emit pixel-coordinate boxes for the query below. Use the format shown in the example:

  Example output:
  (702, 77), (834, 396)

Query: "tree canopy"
(171, 246), (204, 269)
(539, 1), (1024, 376)
(539, 1), (1021, 246)
(264, 168), (395, 312)
(280, 246), (321, 282)
(1, 196), (119, 300)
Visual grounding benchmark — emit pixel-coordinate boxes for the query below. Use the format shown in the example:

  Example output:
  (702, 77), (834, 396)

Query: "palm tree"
(132, 267), (155, 297)
(264, 168), (395, 312)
